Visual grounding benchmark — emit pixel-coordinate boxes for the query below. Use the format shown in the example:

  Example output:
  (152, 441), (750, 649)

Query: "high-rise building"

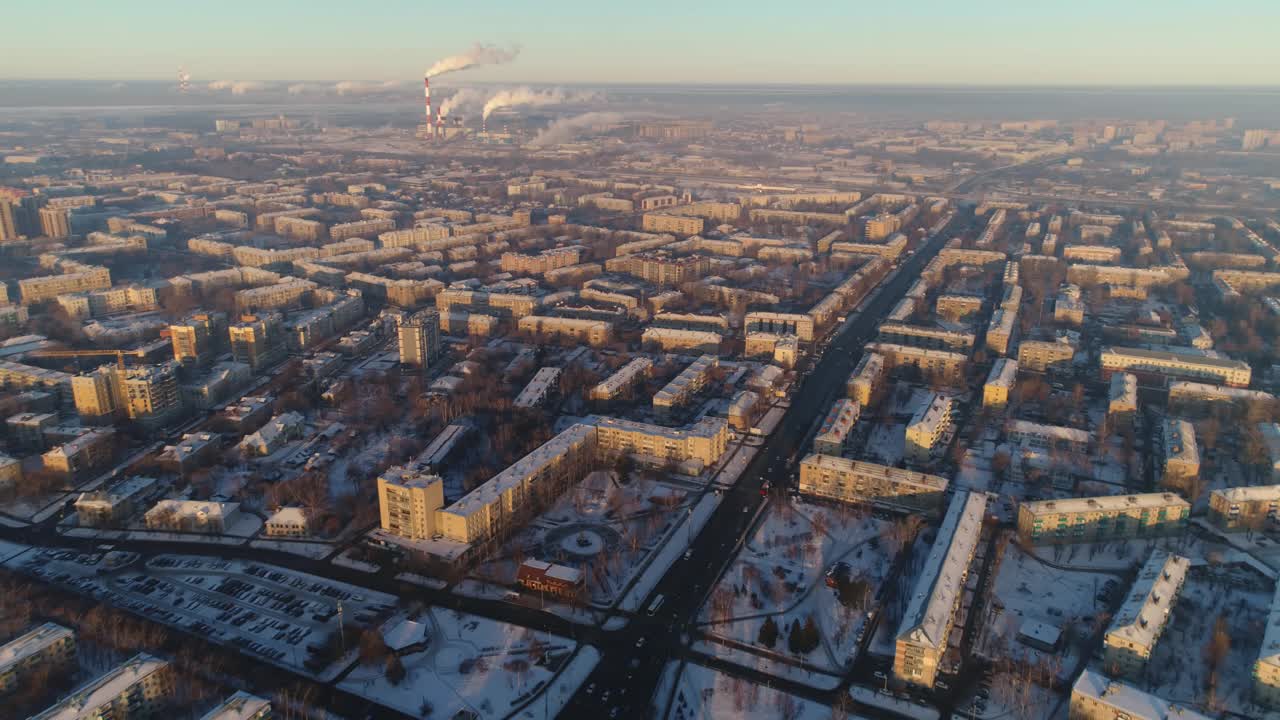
(72, 362), (182, 426)
(229, 314), (285, 369)
(38, 206), (71, 239)
(170, 312), (228, 367)
(398, 309), (441, 367)
(377, 468), (445, 540)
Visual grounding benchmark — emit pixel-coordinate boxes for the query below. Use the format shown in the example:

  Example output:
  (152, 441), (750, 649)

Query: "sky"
(3, 0), (1278, 87)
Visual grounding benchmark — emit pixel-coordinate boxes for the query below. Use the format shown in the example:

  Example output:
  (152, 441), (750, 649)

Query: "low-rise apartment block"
(1102, 551), (1189, 678)
(983, 358), (1017, 409)
(1207, 485), (1280, 532)
(814, 399), (860, 456)
(0, 622), (77, 695)
(30, 653), (172, 720)
(798, 454), (949, 516)
(1017, 493), (1190, 545)
(905, 394), (953, 462)
(1101, 345), (1252, 388)
(894, 491), (988, 688)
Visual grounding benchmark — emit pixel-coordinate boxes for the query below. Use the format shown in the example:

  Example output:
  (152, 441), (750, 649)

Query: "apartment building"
(654, 355), (717, 415)
(518, 315), (612, 347)
(398, 309), (442, 367)
(1102, 551), (1189, 678)
(606, 251), (711, 285)
(1017, 339), (1077, 373)
(984, 308), (1017, 356)
(499, 247), (583, 275)
(264, 507), (310, 538)
(641, 327), (722, 354)
(0, 622), (77, 695)
(30, 653), (172, 720)
(435, 289), (538, 319)
(798, 454), (949, 516)
(905, 394), (954, 462)
(1017, 492), (1190, 545)
(590, 416), (729, 473)
(1101, 345), (1252, 388)
(1108, 372), (1139, 431)
(233, 278), (317, 313)
(1256, 582), (1280, 709)
(170, 312), (227, 367)
(848, 352), (885, 406)
(229, 314), (286, 369)
(19, 265), (112, 304)
(514, 367), (561, 409)
(894, 491), (988, 688)
(878, 323), (975, 353)
(1158, 418), (1200, 495)
(144, 500), (241, 534)
(1207, 485), (1280, 532)
(74, 476), (159, 528)
(199, 692), (273, 720)
(983, 358), (1017, 410)
(813, 399), (860, 456)
(745, 312), (816, 343)
(42, 429), (115, 480)
(589, 357), (652, 401)
(72, 362), (182, 426)
(641, 213), (705, 236)
(864, 342), (967, 384)
(377, 468), (446, 541)
(1069, 669), (1211, 720)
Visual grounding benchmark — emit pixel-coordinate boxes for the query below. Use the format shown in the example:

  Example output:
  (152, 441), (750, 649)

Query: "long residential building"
(641, 327), (721, 354)
(30, 653), (172, 720)
(653, 355), (717, 415)
(798, 453), (949, 516)
(1017, 492), (1190, 545)
(518, 315), (612, 347)
(589, 357), (652, 400)
(1101, 345), (1252, 388)
(1069, 669), (1211, 720)
(894, 491), (988, 688)
(1256, 581), (1280, 709)
(0, 622), (76, 695)
(864, 342), (967, 384)
(1102, 551), (1190, 678)
(847, 352), (885, 406)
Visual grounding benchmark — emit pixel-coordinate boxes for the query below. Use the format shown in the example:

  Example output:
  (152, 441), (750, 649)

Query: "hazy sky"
(4, 0), (1278, 86)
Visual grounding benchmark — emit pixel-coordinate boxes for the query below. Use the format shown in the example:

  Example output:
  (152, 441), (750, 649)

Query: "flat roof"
(1072, 669), (1210, 719)
(0, 622), (73, 674)
(31, 653), (168, 720)
(896, 491), (988, 650)
(1022, 492), (1188, 516)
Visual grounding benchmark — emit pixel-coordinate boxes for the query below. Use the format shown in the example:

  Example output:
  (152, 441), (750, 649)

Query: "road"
(0, 213), (965, 719)
(562, 212), (968, 719)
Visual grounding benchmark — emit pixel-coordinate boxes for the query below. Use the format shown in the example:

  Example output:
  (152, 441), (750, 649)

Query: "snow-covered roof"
(444, 424), (596, 520)
(896, 491), (988, 650)
(1006, 419), (1090, 446)
(381, 619), (429, 652)
(266, 506), (308, 527)
(1017, 619), (1061, 648)
(1258, 579), (1280, 672)
(0, 622), (73, 674)
(907, 394), (952, 434)
(1071, 668), (1211, 719)
(985, 358), (1017, 389)
(1022, 492), (1189, 517)
(30, 653), (168, 720)
(815, 399), (860, 446)
(198, 692), (271, 720)
(1213, 484), (1280, 504)
(1105, 551), (1189, 654)
(1160, 418), (1198, 466)
(513, 366), (561, 408)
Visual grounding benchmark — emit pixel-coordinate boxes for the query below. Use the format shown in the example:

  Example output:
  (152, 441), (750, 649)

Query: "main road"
(562, 210), (970, 718)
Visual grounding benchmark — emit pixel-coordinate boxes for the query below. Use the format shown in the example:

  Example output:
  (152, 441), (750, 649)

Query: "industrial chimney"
(423, 76), (433, 140)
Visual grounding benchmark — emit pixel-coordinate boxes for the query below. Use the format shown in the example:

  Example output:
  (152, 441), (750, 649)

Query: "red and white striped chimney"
(423, 76), (432, 140)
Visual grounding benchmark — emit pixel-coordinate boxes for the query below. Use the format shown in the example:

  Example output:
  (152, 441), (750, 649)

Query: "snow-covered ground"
(975, 540), (1117, 678)
(656, 660), (850, 719)
(1143, 565), (1275, 718)
(248, 538), (335, 559)
(473, 470), (706, 611)
(697, 498), (893, 678)
(848, 685), (939, 720)
(339, 608), (595, 720)
(864, 423), (906, 466)
(618, 491), (720, 613)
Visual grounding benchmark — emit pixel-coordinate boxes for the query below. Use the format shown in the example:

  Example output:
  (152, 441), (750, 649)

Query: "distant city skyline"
(4, 0), (1279, 87)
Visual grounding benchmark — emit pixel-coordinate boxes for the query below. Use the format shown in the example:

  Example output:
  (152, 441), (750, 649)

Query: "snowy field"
(698, 497), (893, 676)
(656, 660), (854, 720)
(976, 539), (1120, 675)
(339, 608), (596, 720)
(1144, 565), (1275, 718)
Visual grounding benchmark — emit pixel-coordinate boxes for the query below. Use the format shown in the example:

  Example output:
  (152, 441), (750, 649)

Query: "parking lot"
(5, 550), (396, 678)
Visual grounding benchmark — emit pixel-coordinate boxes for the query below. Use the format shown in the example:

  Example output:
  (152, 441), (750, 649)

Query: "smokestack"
(482, 116), (487, 135)
(423, 76), (432, 140)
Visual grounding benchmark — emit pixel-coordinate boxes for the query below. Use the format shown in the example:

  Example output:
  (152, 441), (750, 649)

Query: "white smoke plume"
(287, 83), (325, 95)
(425, 43), (520, 78)
(208, 80), (267, 95)
(439, 88), (490, 119)
(482, 87), (598, 120)
(332, 80), (402, 96)
(529, 112), (627, 147)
